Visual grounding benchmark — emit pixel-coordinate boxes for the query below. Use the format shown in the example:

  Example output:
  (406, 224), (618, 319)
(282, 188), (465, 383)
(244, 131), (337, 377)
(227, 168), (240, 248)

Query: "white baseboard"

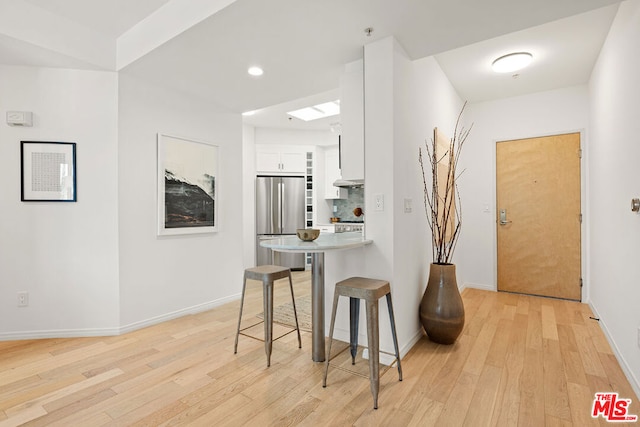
(332, 326), (423, 366)
(463, 282), (496, 292)
(0, 294), (241, 342)
(362, 329), (423, 365)
(588, 302), (640, 400)
(0, 327), (120, 341)
(119, 294), (239, 335)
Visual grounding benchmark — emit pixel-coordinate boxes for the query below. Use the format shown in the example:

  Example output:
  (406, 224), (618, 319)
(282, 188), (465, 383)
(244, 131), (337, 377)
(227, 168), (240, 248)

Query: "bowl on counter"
(296, 228), (320, 241)
(330, 217), (340, 223)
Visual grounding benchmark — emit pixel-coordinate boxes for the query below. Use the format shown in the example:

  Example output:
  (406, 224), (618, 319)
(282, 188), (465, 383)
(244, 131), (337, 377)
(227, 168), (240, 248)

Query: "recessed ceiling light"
(248, 66), (264, 76)
(242, 110), (256, 116)
(287, 100), (340, 122)
(492, 52), (533, 73)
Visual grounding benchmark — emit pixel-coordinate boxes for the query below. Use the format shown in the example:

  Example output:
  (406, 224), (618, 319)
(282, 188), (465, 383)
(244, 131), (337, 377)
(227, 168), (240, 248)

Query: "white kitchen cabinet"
(280, 152), (306, 173)
(339, 59), (364, 181)
(324, 146), (347, 199)
(256, 147), (306, 174)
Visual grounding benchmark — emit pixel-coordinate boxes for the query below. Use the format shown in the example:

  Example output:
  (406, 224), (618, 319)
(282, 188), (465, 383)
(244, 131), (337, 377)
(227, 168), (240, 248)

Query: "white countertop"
(260, 232), (372, 253)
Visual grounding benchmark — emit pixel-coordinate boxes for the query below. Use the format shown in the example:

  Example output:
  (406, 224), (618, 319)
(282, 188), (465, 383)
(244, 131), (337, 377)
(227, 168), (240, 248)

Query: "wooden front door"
(496, 133), (582, 301)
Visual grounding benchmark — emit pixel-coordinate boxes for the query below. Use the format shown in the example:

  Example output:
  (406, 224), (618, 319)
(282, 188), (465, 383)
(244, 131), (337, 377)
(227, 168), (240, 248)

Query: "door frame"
(491, 129), (587, 302)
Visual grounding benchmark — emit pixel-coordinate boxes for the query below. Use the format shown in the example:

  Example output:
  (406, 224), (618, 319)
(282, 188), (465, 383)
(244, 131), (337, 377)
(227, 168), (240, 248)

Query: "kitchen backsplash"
(333, 187), (364, 221)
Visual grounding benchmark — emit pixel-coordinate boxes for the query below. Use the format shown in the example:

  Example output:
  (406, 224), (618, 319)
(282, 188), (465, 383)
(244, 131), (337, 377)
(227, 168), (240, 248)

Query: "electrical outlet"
(404, 198), (412, 213)
(17, 291), (29, 307)
(374, 193), (384, 211)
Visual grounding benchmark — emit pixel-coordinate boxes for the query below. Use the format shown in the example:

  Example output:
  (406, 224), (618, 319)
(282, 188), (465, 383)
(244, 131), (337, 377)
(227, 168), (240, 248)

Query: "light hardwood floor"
(1, 271), (638, 426)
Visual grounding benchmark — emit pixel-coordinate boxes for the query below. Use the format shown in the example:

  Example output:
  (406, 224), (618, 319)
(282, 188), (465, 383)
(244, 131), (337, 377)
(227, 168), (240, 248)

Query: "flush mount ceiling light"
(287, 100), (340, 122)
(242, 110), (256, 116)
(491, 52), (533, 73)
(247, 66), (264, 76)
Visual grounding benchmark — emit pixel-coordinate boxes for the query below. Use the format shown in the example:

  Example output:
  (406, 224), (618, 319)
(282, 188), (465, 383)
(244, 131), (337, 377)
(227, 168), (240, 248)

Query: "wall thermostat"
(631, 198), (640, 212)
(6, 111), (33, 127)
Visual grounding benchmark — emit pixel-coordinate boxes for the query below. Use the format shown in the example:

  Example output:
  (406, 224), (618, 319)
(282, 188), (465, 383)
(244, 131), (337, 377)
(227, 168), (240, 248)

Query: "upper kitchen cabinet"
(256, 145), (306, 174)
(339, 59), (364, 181)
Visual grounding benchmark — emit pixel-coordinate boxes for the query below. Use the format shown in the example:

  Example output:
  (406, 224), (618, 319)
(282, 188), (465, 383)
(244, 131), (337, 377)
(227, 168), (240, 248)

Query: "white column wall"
(588, 0), (640, 397)
(242, 125), (257, 269)
(393, 52), (463, 351)
(0, 65), (120, 338)
(326, 37), (461, 356)
(118, 73), (244, 329)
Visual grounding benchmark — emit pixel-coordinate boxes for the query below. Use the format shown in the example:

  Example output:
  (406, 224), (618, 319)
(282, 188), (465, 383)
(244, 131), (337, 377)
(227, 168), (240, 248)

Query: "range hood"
(333, 178), (364, 188)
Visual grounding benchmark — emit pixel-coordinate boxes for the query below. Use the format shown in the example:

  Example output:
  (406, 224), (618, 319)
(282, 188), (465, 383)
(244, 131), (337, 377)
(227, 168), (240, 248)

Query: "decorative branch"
(419, 102), (472, 264)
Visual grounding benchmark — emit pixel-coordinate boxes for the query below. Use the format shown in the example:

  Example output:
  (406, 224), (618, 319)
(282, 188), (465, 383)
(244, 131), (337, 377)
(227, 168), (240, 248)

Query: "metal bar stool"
(323, 277), (402, 409)
(234, 265), (302, 367)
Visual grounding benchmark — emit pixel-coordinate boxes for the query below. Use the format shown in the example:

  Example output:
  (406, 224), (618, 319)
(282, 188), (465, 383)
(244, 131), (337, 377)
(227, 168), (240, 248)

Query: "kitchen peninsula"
(260, 232), (372, 362)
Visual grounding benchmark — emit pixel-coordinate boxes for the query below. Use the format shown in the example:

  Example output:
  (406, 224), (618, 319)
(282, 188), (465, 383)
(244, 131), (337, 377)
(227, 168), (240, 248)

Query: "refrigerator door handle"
(278, 181), (284, 234)
(268, 177), (279, 234)
(268, 184), (273, 231)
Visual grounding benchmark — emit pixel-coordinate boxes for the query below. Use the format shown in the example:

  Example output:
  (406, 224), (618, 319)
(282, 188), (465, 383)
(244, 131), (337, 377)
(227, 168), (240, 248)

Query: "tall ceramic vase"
(420, 263), (465, 344)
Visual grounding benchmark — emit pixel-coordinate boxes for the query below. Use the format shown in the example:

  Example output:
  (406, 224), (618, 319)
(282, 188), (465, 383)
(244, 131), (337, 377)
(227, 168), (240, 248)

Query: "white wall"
(588, 0), (640, 396)
(0, 66), (120, 338)
(118, 73), (244, 329)
(458, 86), (590, 292)
(394, 52), (464, 348)
(242, 125), (256, 269)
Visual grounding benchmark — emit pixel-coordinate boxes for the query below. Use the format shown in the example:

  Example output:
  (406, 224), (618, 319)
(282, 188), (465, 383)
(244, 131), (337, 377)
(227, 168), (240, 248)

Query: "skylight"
(288, 100), (340, 121)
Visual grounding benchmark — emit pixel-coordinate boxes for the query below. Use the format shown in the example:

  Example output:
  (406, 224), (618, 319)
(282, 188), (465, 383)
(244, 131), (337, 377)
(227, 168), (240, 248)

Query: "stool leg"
(365, 299), (380, 409)
(234, 274), (248, 354)
(386, 293), (403, 381)
(287, 272), (302, 349)
(323, 291), (340, 387)
(349, 297), (360, 365)
(264, 279), (274, 367)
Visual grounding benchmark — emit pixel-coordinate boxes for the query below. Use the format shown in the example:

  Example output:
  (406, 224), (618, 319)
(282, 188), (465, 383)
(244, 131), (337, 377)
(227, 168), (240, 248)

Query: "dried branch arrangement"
(419, 102), (472, 264)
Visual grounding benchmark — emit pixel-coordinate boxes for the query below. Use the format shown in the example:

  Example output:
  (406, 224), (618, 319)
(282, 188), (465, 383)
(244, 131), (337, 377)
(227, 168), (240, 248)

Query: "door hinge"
(578, 148), (582, 158)
(579, 213), (583, 223)
(580, 278), (583, 288)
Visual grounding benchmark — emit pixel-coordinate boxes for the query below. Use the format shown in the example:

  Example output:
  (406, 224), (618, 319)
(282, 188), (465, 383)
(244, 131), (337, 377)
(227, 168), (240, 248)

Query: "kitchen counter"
(261, 231), (370, 252)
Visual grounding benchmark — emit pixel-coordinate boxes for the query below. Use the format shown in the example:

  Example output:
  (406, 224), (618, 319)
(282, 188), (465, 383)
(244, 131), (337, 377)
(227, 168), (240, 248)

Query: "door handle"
(499, 208), (512, 226)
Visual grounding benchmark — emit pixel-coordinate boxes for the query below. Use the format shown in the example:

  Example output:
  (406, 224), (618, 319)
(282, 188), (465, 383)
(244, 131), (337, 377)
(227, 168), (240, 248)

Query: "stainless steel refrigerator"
(256, 176), (306, 270)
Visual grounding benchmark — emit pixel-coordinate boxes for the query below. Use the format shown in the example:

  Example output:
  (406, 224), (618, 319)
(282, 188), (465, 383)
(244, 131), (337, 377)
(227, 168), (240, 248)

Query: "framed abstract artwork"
(21, 141), (76, 202)
(157, 134), (218, 235)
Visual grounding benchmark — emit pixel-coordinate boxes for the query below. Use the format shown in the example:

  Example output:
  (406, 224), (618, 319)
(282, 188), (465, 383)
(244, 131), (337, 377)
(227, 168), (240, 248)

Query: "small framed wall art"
(20, 141), (77, 202)
(157, 133), (218, 235)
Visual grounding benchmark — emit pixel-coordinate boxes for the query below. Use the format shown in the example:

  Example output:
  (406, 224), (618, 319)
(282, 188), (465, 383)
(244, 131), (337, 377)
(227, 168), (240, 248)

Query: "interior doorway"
(496, 132), (582, 301)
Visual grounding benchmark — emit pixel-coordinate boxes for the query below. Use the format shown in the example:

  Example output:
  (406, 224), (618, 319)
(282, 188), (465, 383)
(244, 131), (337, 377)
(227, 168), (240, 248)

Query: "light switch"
(404, 198), (412, 213)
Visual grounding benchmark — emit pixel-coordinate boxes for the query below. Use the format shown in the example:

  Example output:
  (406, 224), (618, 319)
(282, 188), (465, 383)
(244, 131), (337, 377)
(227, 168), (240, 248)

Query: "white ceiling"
(435, 5), (619, 103)
(20, 0), (172, 38)
(0, 0), (622, 130)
